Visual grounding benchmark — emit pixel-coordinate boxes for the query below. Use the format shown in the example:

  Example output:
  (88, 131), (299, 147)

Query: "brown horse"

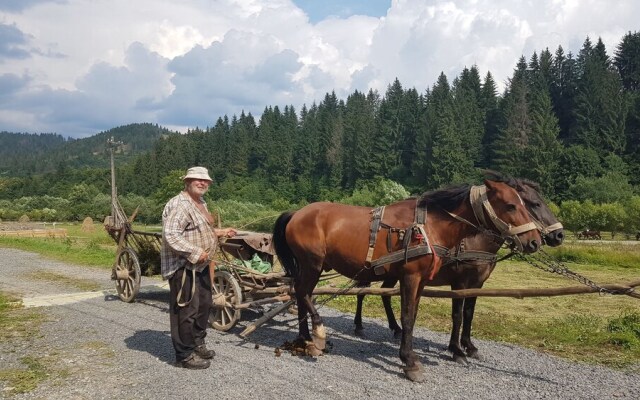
(577, 229), (601, 240)
(273, 178), (542, 382)
(353, 177), (564, 364)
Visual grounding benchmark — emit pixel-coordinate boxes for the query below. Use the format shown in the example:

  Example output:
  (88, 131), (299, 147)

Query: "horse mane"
(417, 184), (471, 212)
(483, 169), (542, 193)
(416, 170), (544, 212)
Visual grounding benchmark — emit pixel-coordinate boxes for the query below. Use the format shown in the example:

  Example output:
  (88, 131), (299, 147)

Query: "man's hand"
(224, 228), (237, 238)
(197, 251), (209, 263)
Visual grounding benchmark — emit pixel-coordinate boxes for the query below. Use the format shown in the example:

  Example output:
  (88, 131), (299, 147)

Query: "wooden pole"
(239, 300), (295, 337)
(252, 280), (640, 300)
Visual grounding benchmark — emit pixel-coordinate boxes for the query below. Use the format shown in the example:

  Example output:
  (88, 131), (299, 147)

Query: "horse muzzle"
(543, 229), (564, 247)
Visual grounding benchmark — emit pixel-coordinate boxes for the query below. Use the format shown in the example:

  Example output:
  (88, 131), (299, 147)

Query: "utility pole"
(107, 136), (123, 227)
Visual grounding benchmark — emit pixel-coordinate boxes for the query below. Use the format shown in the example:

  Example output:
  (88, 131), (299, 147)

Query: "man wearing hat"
(161, 166), (236, 369)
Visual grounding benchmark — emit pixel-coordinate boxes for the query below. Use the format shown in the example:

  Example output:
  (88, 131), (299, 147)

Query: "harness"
(364, 184), (546, 276)
(364, 200), (436, 278)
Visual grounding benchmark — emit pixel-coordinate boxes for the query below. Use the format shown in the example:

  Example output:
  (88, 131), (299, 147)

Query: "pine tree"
(427, 73), (472, 187)
(452, 66), (484, 169)
(490, 57), (530, 176)
(574, 37), (628, 156)
(480, 71), (500, 168)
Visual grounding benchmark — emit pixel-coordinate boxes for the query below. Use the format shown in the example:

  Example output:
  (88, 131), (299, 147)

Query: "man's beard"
(188, 184), (208, 198)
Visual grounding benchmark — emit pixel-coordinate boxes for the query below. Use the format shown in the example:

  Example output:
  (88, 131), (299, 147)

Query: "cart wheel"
(114, 247), (141, 303)
(209, 270), (242, 331)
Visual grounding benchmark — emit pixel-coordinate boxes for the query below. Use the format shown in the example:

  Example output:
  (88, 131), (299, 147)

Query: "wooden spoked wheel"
(209, 270), (242, 331)
(114, 247), (141, 303)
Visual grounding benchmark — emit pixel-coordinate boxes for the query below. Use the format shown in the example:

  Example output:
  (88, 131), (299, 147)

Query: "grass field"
(1, 226), (638, 371)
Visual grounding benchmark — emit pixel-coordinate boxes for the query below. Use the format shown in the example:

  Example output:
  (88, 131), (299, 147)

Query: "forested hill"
(0, 123), (173, 177)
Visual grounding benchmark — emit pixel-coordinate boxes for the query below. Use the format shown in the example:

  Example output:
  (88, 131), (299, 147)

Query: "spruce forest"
(1, 34), (640, 233)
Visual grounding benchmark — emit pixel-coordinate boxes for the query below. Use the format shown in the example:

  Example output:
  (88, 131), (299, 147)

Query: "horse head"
(514, 179), (564, 247)
(481, 179), (542, 254)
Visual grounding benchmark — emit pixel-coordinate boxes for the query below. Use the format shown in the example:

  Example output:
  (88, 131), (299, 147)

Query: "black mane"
(417, 183), (471, 212)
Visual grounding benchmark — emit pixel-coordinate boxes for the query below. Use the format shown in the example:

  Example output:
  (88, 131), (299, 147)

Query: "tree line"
(1, 33), (640, 232)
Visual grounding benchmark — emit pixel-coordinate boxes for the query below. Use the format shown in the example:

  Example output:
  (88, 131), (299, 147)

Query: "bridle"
(446, 185), (538, 252)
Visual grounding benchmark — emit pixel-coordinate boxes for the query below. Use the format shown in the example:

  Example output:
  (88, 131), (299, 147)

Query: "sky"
(0, 0), (638, 139)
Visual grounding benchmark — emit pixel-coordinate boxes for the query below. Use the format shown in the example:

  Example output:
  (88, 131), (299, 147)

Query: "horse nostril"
(556, 232), (564, 241)
(529, 240), (539, 253)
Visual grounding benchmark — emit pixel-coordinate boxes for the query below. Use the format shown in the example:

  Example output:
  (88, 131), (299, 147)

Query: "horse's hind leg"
(301, 293), (326, 354)
(294, 266), (323, 356)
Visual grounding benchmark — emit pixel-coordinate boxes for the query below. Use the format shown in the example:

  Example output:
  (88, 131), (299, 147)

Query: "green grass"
(0, 293), (52, 395)
(0, 222), (121, 269)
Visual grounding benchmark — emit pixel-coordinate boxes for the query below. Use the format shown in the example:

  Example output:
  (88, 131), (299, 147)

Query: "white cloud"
(0, 0), (638, 137)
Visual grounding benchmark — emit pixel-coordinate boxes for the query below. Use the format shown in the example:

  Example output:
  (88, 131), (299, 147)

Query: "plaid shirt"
(160, 192), (217, 279)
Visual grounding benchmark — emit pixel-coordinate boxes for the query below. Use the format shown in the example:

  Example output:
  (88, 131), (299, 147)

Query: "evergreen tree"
(490, 57), (530, 176)
(574, 37), (628, 156)
(614, 31), (640, 185)
(343, 90), (376, 188)
(480, 71), (500, 168)
(371, 79), (403, 178)
(427, 73), (472, 187)
(452, 66), (485, 169)
(550, 46), (578, 142)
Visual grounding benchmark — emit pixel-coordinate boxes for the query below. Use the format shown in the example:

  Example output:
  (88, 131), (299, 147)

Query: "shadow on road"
(124, 329), (174, 364)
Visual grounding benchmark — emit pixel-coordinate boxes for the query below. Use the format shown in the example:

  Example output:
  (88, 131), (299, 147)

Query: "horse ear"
(483, 179), (497, 191)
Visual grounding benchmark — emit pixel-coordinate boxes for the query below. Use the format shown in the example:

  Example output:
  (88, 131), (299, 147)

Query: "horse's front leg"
(399, 273), (425, 382)
(461, 296), (482, 360)
(381, 278), (402, 338)
(354, 293), (365, 336)
(448, 297), (468, 364)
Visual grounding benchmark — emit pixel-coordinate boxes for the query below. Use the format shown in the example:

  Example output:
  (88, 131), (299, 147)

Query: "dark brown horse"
(273, 178), (542, 382)
(353, 177), (564, 364)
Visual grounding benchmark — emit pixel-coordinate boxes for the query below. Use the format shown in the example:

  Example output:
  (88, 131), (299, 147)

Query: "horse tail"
(273, 211), (298, 278)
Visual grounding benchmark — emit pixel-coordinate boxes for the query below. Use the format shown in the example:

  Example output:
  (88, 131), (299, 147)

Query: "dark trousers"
(168, 266), (212, 362)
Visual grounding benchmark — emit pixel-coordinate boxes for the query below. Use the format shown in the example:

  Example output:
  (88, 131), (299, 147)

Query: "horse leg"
(461, 296), (482, 360)
(301, 292), (326, 355)
(399, 274), (425, 382)
(354, 293), (365, 336)
(447, 298), (468, 365)
(294, 267), (322, 356)
(381, 278), (402, 338)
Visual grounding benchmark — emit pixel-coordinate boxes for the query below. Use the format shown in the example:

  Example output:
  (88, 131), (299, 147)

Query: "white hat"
(182, 166), (213, 182)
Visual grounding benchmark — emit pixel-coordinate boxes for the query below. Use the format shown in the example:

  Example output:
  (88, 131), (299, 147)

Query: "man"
(161, 166), (236, 369)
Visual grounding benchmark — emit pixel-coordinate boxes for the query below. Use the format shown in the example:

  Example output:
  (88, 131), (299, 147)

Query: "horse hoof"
(392, 329), (402, 339)
(305, 341), (323, 357)
(402, 365), (426, 382)
(468, 351), (483, 361)
(354, 328), (365, 337)
(312, 325), (326, 350)
(453, 354), (469, 366)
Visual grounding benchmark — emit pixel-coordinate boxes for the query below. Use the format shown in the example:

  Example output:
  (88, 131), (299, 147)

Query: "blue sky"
(294, 0), (391, 22)
(0, 0), (638, 138)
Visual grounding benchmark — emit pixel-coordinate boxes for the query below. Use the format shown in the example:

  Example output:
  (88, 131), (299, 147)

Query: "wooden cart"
(104, 211), (296, 336)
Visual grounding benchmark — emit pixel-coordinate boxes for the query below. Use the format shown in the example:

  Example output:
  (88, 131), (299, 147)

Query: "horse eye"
(506, 204), (517, 212)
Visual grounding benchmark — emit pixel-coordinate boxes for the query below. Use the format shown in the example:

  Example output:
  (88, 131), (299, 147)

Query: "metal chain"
(514, 247), (633, 295)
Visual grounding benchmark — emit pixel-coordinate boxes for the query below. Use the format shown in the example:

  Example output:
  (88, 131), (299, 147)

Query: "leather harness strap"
(365, 206), (385, 264)
(365, 200), (434, 276)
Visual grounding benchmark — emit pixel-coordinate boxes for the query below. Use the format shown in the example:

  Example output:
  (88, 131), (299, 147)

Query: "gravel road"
(0, 248), (638, 400)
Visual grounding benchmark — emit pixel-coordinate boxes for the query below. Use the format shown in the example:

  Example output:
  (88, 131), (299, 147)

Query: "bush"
(340, 178), (410, 206)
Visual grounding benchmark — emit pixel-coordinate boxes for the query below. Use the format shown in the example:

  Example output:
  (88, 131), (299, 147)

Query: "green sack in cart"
(233, 253), (271, 274)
